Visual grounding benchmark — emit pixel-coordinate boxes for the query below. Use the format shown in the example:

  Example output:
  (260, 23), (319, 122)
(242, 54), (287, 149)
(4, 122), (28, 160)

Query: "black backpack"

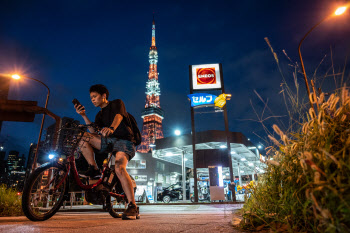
(127, 113), (142, 146)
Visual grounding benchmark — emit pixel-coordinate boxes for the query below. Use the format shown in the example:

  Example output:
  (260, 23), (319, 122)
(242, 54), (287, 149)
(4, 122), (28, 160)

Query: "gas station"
(152, 130), (265, 202)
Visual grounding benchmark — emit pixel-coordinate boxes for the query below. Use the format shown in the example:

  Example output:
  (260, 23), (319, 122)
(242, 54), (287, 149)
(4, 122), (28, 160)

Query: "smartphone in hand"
(72, 99), (85, 110)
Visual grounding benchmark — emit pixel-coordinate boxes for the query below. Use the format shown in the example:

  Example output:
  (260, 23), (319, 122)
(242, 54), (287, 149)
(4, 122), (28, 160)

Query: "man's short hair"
(89, 84), (109, 100)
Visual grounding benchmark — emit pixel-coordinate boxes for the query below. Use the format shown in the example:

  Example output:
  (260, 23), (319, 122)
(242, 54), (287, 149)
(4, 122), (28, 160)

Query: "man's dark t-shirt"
(94, 99), (133, 141)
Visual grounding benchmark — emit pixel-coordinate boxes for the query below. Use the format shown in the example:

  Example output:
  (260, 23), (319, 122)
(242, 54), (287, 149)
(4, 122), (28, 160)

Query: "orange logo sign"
(196, 68), (216, 85)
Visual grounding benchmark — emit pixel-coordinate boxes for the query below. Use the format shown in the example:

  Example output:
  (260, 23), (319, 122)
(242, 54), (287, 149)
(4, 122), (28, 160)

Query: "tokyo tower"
(137, 17), (164, 153)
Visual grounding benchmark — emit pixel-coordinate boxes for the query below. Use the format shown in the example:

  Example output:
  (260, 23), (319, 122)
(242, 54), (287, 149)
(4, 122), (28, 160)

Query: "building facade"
(126, 152), (182, 202)
(5, 150), (26, 190)
(6, 150), (23, 174)
(0, 150), (7, 184)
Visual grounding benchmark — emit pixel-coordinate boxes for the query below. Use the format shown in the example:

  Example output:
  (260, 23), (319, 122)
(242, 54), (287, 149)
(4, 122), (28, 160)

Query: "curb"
(58, 202), (244, 212)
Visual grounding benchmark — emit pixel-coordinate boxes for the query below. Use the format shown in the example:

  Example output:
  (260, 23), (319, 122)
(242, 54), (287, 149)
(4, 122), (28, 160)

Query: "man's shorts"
(99, 137), (135, 161)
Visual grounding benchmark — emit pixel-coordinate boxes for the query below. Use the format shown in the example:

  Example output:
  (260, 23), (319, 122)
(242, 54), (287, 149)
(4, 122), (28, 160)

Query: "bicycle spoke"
(26, 166), (66, 216)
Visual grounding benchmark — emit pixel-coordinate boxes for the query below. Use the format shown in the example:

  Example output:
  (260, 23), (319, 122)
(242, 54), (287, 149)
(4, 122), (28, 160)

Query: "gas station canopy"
(153, 130), (265, 176)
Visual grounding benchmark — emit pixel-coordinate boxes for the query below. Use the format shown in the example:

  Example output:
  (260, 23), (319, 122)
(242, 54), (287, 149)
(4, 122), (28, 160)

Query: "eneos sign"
(196, 68), (216, 84)
(191, 63), (221, 90)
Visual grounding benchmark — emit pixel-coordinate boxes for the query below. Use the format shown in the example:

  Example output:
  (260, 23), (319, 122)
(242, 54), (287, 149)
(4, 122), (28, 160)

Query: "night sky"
(1, 0), (350, 158)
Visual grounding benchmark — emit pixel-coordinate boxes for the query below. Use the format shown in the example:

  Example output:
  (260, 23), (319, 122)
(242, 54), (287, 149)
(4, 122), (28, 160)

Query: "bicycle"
(21, 122), (137, 221)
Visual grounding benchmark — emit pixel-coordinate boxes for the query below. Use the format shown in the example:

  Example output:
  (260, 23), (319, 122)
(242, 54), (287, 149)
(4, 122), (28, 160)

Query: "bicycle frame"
(53, 153), (126, 200)
(67, 155), (104, 190)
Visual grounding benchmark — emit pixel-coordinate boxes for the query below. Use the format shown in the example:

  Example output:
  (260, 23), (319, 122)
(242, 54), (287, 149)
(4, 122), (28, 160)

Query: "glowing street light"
(11, 74), (20, 80)
(335, 6), (347, 15)
(298, 5), (348, 109)
(165, 152), (174, 156)
(174, 130), (181, 136)
(10, 74), (50, 172)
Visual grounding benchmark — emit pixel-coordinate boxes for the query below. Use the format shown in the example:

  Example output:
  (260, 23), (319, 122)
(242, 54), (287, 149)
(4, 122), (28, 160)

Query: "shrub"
(0, 184), (24, 216)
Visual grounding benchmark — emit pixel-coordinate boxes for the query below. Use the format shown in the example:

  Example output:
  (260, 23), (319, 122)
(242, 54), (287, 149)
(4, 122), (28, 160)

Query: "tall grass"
(241, 41), (350, 232)
(0, 184), (24, 216)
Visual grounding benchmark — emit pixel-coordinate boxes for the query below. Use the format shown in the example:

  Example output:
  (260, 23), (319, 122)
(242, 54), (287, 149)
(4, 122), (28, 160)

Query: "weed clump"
(242, 87), (350, 232)
(0, 184), (24, 216)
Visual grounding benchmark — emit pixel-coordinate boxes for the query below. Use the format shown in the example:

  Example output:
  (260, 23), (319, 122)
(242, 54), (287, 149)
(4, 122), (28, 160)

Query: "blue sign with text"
(188, 93), (217, 107)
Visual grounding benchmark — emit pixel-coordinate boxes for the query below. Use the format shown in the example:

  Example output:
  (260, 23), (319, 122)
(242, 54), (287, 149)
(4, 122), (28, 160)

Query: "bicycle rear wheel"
(22, 162), (68, 221)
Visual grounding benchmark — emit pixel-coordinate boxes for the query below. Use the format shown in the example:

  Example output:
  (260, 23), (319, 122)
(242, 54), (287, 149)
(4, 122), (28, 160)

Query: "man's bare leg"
(78, 132), (102, 170)
(114, 152), (136, 205)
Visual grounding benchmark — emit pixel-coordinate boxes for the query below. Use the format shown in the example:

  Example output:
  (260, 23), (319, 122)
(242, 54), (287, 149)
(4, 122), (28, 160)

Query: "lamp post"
(11, 74), (50, 172)
(181, 150), (186, 201)
(174, 129), (187, 201)
(298, 6), (348, 109)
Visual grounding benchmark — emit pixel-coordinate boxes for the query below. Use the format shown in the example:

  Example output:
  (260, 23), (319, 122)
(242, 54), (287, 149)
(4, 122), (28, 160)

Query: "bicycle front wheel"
(22, 162), (68, 221)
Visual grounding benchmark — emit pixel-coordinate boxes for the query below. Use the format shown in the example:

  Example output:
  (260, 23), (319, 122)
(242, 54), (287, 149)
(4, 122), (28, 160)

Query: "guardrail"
(62, 192), (86, 208)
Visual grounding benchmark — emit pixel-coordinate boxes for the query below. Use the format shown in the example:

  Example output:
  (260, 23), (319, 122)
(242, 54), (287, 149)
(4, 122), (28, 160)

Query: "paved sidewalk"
(0, 204), (243, 233)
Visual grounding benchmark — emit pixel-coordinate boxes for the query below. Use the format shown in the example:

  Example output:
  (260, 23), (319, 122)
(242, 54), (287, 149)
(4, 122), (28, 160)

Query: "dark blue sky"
(1, 0), (350, 157)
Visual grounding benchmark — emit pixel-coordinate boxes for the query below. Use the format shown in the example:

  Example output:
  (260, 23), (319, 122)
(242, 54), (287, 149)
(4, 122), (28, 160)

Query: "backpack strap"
(125, 113), (136, 144)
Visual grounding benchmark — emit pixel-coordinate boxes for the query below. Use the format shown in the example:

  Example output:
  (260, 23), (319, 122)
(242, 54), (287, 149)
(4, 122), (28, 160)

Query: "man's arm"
(74, 104), (96, 133)
(100, 113), (123, 137)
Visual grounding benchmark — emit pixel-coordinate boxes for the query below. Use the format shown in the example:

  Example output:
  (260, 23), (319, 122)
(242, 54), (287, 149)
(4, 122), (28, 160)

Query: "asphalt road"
(0, 204), (243, 233)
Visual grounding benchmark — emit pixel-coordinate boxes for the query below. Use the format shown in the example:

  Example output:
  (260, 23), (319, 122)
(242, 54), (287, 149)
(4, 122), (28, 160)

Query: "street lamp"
(298, 6), (348, 109)
(11, 74), (50, 172)
(174, 129), (181, 136)
(335, 6), (347, 15)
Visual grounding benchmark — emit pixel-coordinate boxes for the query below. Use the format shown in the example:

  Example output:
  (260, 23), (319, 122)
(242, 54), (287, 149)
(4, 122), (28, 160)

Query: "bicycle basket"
(58, 122), (87, 156)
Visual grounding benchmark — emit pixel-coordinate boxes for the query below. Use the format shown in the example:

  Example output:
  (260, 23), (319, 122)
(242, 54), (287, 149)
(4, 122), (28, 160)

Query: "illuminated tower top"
(151, 19), (156, 47)
(145, 18), (161, 108)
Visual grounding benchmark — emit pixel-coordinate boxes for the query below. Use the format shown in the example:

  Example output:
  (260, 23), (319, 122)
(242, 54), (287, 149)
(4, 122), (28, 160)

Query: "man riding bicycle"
(74, 84), (139, 220)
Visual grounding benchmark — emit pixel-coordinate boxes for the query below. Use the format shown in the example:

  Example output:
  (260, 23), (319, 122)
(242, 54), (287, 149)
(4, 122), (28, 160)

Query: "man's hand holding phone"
(73, 99), (86, 116)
